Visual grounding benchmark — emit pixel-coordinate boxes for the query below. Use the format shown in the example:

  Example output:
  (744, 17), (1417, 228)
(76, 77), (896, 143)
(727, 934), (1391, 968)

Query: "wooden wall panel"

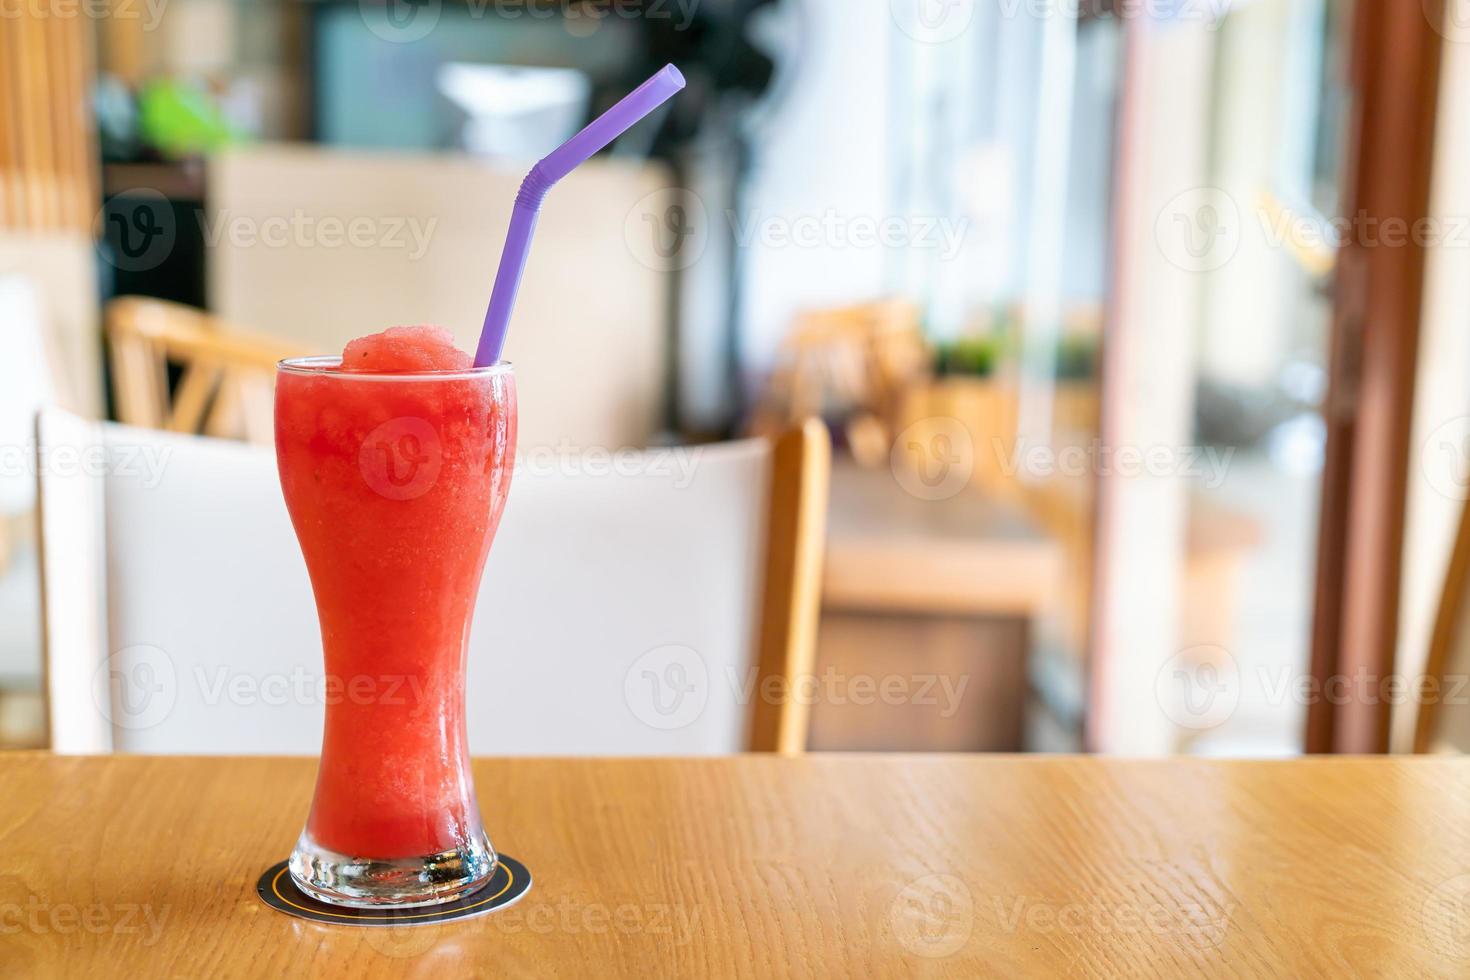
(0, 6), (97, 232)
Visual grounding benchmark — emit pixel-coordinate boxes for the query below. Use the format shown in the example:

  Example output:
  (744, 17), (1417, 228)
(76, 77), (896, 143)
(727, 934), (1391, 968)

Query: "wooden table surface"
(2, 754), (1467, 978)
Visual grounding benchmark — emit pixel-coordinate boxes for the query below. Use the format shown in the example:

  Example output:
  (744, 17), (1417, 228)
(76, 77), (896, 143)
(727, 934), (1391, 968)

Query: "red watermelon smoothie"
(276, 326), (516, 907)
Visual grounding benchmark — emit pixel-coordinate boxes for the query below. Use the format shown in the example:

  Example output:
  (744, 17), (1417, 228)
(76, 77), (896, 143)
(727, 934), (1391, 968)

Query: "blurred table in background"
(814, 459), (1062, 752)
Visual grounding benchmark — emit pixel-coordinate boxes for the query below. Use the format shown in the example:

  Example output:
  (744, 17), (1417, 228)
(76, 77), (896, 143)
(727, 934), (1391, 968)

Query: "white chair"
(0, 238), (101, 746)
(0, 276), (56, 514)
(0, 275), (57, 742)
(37, 409), (829, 756)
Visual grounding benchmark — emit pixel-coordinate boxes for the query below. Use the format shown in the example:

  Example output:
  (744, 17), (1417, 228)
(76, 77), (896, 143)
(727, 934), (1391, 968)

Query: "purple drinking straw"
(474, 64), (687, 367)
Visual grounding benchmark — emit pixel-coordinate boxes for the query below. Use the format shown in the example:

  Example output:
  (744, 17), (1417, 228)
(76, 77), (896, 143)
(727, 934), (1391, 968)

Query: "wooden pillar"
(1307, 0), (1445, 753)
(0, 4), (98, 233)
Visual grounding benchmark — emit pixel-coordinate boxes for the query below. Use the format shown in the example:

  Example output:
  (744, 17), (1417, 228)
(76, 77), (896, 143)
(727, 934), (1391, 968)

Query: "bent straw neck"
(513, 163), (557, 212)
(474, 64), (686, 366)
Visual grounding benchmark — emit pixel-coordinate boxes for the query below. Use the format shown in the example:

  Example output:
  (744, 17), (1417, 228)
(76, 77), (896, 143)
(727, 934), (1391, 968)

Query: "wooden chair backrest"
(1415, 496), (1470, 752)
(105, 297), (306, 445)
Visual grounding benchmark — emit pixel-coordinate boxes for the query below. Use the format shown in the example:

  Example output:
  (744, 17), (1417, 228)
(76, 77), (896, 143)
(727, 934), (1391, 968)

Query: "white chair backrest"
(206, 146), (673, 454)
(39, 410), (772, 755)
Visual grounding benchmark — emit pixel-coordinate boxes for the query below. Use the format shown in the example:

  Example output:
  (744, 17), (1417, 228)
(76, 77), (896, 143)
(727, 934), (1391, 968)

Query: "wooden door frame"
(1306, 0), (1445, 753)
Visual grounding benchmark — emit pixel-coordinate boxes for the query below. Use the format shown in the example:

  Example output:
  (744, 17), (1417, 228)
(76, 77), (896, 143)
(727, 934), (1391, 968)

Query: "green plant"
(935, 332), (1008, 378)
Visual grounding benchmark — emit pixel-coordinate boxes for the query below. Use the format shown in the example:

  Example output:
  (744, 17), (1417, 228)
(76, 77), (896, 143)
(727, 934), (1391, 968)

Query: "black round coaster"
(256, 855), (532, 927)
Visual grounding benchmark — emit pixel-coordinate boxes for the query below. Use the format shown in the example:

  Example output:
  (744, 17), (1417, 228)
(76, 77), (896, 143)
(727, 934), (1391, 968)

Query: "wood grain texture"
(0, 5), (95, 232)
(1, 756), (1467, 977)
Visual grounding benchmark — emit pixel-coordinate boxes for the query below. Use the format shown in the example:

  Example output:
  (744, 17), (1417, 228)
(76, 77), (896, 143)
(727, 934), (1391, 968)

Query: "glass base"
(288, 830), (497, 908)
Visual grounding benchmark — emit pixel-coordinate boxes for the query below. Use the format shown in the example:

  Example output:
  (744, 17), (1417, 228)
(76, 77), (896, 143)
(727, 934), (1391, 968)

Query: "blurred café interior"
(2, 0), (1469, 759)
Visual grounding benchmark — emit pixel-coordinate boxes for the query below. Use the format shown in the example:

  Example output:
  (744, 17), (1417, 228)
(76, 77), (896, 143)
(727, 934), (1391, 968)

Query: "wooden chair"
(105, 297), (307, 445)
(37, 409), (829, 756)
(1415, 498), (1470, 752)
(748, 298), (929, 465)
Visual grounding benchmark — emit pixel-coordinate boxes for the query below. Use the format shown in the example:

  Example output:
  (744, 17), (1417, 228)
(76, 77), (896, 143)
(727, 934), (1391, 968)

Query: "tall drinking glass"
(274, 356), (516, 907)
